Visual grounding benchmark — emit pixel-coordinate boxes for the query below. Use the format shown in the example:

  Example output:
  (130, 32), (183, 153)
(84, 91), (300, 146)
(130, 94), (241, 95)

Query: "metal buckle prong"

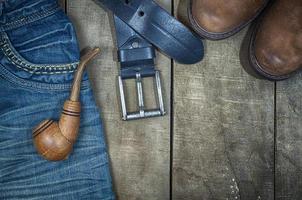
(118, 70), (165, 120)
(136, 73), (145, 116)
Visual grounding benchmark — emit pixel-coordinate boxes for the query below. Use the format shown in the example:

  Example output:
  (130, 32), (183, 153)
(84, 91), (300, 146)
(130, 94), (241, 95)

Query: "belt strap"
(95, 0), (204, 120)
(96, 0), (204, 64)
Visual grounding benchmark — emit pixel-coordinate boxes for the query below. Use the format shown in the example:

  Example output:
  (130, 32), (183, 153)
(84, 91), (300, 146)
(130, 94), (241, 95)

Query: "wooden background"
(61, 0), (302, 199)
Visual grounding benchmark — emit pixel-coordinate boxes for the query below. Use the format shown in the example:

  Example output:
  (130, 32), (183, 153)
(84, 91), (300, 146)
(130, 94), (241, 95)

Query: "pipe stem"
(70, 48), (101, 101)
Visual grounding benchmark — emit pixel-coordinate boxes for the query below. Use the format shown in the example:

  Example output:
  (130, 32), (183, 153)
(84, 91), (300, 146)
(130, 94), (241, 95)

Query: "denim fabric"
(0, 0), (115, 199)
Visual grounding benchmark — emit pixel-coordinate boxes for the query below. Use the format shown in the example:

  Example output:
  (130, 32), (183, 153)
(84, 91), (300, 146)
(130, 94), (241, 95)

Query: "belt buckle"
(118, 70), (165, 120)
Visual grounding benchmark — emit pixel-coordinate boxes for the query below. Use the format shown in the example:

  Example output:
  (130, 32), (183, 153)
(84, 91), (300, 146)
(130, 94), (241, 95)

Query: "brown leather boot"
(188, 0), (269, 40)
(241, 0), (302, 80)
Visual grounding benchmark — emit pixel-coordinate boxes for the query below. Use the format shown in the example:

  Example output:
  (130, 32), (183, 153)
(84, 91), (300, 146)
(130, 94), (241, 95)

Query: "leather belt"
(95, 0), (204, 120)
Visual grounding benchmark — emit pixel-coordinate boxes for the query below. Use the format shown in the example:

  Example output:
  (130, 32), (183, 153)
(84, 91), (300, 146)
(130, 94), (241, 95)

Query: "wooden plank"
(276, 76), (302, 200)
(67, 0), (171, 199)
(172, 1), (275, 199)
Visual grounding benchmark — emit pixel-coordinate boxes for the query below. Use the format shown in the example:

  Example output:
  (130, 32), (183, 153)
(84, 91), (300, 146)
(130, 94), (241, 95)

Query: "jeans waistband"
(0, 0), (60, 32)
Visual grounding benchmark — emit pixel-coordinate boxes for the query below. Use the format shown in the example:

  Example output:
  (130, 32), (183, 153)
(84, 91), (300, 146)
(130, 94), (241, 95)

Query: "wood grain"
(172, 1), (275, 199)
(67, 0), (171, 199)
(276, 75), (302, 200)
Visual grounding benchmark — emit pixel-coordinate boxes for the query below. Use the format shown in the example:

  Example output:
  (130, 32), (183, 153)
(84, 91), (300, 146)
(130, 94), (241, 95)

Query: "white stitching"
(0, 35), (78, 75)
(1, 5), (60, 32)
(5, 54), (75, 74)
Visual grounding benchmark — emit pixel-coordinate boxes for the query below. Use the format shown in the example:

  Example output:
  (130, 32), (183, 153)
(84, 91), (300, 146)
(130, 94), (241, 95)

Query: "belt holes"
(132, 42), (139, 48)
(138, 11), (144, 17)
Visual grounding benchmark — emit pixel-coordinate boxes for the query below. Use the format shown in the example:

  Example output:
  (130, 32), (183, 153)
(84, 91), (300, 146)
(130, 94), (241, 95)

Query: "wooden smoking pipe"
(32, 48), (100, 161)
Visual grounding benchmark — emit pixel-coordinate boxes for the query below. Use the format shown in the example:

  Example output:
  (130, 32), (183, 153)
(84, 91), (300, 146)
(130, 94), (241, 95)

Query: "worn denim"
(0, 0), (115, 199)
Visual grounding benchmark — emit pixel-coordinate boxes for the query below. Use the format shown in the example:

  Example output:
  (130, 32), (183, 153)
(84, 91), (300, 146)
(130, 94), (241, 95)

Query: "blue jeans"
(0, 0), (115, 199)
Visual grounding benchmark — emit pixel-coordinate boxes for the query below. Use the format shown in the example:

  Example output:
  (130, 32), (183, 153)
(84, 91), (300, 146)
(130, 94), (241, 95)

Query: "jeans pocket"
(0, 9), (87, 91)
